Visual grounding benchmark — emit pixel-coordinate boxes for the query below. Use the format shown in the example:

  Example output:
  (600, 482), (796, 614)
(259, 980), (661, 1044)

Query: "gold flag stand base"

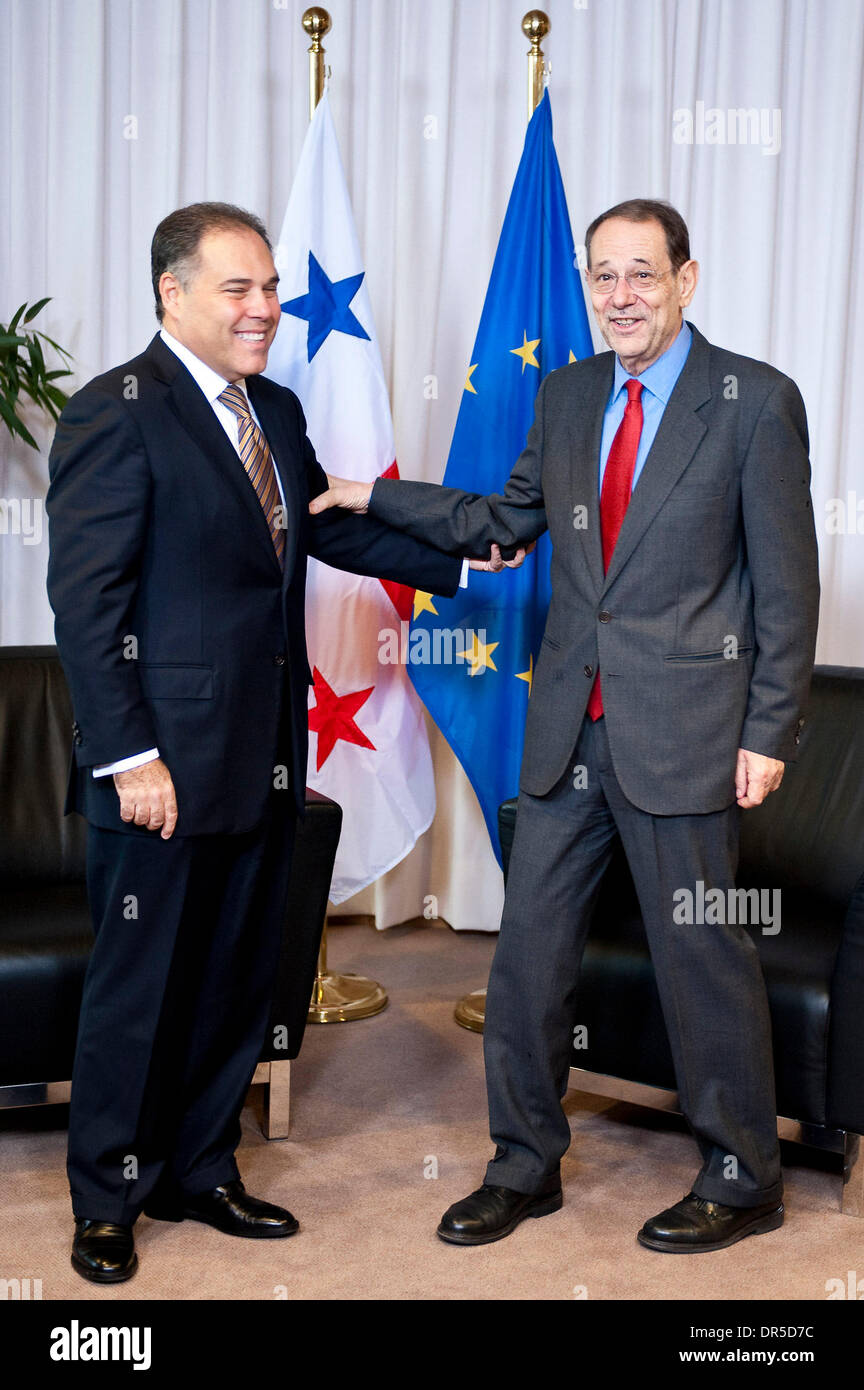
(308, 922), (388, 1023)
(454, 987), (487, 1033)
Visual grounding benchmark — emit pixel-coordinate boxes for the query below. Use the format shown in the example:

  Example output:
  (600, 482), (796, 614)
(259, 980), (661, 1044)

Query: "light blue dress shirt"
(598, 320), (692, 492)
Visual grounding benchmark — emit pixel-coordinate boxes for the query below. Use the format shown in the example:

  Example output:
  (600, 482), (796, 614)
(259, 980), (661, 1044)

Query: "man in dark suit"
(311, 199), (821, 1252)
(46, 201), (507, 1283)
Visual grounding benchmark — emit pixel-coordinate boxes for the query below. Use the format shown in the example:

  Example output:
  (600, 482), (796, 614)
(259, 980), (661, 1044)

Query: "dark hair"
(150, 202), (272, 322)
(584, 199), (691, 271)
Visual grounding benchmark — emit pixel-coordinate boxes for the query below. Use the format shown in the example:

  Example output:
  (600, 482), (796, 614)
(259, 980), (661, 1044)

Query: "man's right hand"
(113, 758), (178, 839)
(310, 473), (536, 571)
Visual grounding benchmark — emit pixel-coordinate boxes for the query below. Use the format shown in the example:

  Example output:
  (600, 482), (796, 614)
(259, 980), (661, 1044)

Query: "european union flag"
(409, 92), (593, 866)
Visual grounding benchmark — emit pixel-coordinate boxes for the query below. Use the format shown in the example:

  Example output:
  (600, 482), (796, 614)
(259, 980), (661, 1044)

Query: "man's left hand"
(735, 748), (785, 808)
(468, 541), (537, 572)
(309, 475), (372, 515)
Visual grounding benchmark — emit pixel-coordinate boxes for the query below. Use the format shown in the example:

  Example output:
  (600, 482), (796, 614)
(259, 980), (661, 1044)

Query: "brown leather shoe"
(71, 1219), (137, 1283)
(148, 1179), (299, 1238)
(637, 1192), (784, 1253)
(437, 1183), (563, 1245)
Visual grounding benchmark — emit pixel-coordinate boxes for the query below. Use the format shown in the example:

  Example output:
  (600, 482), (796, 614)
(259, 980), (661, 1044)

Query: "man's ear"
(679, 259), (699, 308)
(159, 271), (182, 320)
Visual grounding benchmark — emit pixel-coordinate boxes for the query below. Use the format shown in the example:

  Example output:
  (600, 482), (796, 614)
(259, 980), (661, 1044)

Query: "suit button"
(584, 665), (594, 678)
(598, 611), (612, 623)
(274, 653), (286, 666)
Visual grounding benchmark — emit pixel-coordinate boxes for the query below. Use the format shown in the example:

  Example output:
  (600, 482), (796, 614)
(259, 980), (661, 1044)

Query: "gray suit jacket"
(368, 323), (820, 815)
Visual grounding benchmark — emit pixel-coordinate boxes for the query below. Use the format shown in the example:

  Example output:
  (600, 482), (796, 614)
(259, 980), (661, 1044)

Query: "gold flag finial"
(522, 10), (550, 122)
(302, 7), (331, 118)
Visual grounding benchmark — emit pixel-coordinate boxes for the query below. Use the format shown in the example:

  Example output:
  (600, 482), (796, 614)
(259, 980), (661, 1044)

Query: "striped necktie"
(217, 383), (286, 568)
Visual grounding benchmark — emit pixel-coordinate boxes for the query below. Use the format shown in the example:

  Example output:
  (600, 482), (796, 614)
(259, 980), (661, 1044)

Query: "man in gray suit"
(310, 199), (820, 1252)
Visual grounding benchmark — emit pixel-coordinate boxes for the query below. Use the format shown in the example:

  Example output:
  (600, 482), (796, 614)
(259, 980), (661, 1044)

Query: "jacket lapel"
(601, 323), (712, 593)
(247, 376), (301, 586)
(146, 335), (285, 576)
(568, 351), (613, 595)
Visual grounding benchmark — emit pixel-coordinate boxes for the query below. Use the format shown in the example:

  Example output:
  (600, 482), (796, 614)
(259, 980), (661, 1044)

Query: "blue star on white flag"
(281, 251), (370, 361)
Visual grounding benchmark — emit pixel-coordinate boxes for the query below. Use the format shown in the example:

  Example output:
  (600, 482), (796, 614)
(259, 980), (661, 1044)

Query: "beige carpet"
(0, 921), (856, 1301)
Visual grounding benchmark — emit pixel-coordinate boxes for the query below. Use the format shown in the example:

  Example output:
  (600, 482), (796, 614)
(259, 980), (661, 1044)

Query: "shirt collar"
(612, 319), (692, 405)
(159, 328), (247, 406)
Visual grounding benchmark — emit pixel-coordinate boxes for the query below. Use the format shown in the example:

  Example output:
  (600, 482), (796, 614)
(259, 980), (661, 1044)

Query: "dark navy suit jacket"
(46, 333), (461, 835)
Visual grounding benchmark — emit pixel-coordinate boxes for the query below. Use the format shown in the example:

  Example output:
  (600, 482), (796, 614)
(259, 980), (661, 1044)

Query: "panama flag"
(265, 91), (435, 908)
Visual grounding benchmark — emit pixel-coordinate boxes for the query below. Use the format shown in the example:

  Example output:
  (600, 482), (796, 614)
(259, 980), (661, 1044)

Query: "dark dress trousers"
(46, 333), (462, 1223)
(367, 323), (821, 1205)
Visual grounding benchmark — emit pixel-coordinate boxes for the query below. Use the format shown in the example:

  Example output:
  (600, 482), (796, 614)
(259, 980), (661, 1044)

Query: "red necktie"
(586, 378), (644, 721)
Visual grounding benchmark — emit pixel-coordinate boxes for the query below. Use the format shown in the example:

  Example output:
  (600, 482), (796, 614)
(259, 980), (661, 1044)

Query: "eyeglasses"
(586, 267), (676, 294)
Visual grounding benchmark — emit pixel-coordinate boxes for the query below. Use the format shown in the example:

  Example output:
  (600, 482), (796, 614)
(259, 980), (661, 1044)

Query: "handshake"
(309, 474), (535, 572)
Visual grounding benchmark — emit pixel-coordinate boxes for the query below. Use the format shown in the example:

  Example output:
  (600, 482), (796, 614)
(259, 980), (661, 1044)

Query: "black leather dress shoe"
(146, 1179), (298, 1238)
(637, 1192), (784, 1253)
(71, 1219), (137, 1283)
(437, 1183), (563, 1245)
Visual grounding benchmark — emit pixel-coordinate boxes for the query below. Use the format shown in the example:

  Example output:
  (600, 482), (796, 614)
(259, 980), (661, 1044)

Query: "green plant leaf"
(44, 384), (70, 410)
(0, 393), (38, 449)
(26, 334), (46, 375)
(35, 331), (72, 360)
(1, 301), (74, 450)
(23, 297), (51, 323)
(20, 377), (44, 408)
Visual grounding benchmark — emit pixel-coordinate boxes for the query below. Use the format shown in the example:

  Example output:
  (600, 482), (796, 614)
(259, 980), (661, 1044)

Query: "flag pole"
(301, 6), (388, 1024)
(454, 9), (551, 1035)
(522, 9), (550, 123)
(303, 5), (330, 118)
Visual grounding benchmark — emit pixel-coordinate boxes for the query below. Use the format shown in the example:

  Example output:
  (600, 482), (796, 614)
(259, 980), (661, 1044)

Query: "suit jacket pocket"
(664, 647), (752, 664)
(137, 663), (214, 698)
(672, 474), (730, 497)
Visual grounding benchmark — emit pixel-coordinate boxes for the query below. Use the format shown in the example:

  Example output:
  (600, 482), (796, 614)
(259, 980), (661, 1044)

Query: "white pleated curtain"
(2, 0), (862, 931)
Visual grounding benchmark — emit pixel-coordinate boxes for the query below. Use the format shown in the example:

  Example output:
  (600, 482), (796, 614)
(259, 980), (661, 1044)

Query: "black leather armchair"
(0, 645), (341, 1139)
(499, 667), (864, 1215)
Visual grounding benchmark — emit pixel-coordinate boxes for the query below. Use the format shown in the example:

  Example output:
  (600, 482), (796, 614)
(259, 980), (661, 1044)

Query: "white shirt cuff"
(459, 558), (470, 588)
(93, 748), (160, 778)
